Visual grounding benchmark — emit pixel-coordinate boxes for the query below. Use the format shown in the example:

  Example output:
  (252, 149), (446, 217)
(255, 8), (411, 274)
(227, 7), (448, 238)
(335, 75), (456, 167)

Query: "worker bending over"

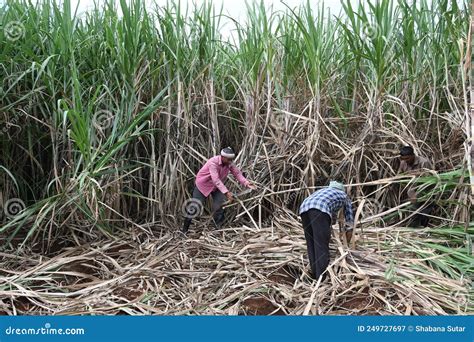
(299, 181), (354, 281)
(182, 147), (256, 233)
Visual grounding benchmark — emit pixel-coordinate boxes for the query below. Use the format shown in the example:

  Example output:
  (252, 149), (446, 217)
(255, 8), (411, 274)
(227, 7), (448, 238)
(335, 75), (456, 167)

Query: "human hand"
(247, 182), (257, 190)
(225, 192), (233, 202)
(345, 230), (353, 244)
(407, 189), (417, 204)
(339, 230), (353, 246)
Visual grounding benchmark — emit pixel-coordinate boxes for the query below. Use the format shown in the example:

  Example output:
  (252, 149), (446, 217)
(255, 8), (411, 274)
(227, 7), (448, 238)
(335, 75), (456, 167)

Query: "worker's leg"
(182, 187), (206, 233)
(211, 190), (226, 228)
(308, 209), (332, 280)
(301, 211), (316, 278)
(409, 202), (433, 227)
(407, 202), (422, 227)
(418, 202), (434, 227)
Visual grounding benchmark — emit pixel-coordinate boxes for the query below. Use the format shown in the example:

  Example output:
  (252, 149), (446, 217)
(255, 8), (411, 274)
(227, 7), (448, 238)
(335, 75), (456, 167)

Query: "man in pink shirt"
(182, 147), (256, 233)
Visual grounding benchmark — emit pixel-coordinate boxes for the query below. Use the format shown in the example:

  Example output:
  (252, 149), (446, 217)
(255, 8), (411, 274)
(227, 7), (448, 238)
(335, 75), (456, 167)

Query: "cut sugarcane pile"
(1, 214), (471, 315)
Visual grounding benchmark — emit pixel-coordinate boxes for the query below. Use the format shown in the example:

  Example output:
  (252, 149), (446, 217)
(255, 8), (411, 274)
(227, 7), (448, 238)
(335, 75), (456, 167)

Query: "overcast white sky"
(73, 0), (351, 18)
(69, 0), (356, 38)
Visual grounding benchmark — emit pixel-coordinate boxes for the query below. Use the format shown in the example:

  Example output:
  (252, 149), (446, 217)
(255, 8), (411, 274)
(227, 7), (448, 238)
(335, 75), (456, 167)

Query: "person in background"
(299, 181), (354, 281)
(398, 145), (434, 227)
(398, 145), (433, 173)
(182, 147), (256, 233)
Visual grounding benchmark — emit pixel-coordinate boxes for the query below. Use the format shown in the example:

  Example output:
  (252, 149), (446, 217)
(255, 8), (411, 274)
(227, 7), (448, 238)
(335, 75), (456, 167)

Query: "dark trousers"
(409, 202), (434, 227)
(182, 186), (226, 232)
(300, 209), (332, 280)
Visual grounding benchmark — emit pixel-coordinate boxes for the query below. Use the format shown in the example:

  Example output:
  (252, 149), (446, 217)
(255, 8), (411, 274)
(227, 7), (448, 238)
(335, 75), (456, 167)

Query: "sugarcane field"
(0, 0), (473, 317)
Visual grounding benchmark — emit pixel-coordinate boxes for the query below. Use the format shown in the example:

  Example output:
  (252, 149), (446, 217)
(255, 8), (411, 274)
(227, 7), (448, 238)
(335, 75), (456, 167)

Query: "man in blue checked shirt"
(299, 181), (354, 280)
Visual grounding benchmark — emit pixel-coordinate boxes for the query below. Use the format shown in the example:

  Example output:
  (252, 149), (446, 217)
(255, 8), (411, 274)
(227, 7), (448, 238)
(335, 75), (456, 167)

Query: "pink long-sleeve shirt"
(195, 156), (250, 197)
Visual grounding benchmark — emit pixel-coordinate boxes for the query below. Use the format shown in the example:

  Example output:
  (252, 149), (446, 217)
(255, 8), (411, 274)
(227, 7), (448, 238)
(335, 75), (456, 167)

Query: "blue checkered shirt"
(299, 187), (354, 227)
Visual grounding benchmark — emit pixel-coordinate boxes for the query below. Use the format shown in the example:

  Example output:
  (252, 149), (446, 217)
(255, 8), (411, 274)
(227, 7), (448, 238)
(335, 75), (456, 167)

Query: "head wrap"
(400, 145), (415, 156)
(221, 147), (236, 159)
(329, 181), (344, 192)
